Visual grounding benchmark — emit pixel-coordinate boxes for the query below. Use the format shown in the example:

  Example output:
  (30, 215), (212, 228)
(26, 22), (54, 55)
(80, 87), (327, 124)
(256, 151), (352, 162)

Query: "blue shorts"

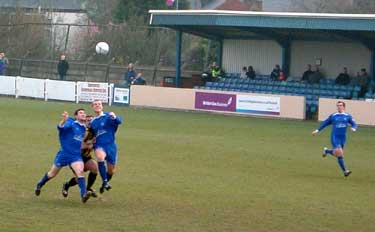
(331, 135), (346, 149)
(54, 150), (83, 167)
(94, 143), (118, 165)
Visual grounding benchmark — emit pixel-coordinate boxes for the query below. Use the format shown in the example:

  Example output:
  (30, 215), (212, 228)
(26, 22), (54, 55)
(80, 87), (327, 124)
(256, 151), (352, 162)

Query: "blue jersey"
(91, 112), (122, 146)
(317, 112), (358, 136)
(57, 118), (86, 156)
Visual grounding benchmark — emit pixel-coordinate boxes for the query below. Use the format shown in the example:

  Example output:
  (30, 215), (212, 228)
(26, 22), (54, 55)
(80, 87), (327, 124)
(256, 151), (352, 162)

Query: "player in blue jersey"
(62, 114), (98, 198)
(91, 100), (122, 193)
(35, 109), (91, 203)
(312, 101), (357, 177)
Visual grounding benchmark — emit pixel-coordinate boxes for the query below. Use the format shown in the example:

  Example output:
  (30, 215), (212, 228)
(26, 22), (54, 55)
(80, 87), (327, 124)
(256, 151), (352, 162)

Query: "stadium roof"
(0, 0), (84, 12)
(149, 10), (375, 47)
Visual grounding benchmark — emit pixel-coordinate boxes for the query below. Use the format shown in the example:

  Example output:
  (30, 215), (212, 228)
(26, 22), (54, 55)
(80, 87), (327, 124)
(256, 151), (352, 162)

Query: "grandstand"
(195, 74), (363, 117)
(149, 10), (375, 118)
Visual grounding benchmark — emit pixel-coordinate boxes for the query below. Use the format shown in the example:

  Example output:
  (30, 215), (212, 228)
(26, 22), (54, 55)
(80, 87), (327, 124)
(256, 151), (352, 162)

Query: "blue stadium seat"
(365, 92), (373, 98)
(206, 82), (214, 87)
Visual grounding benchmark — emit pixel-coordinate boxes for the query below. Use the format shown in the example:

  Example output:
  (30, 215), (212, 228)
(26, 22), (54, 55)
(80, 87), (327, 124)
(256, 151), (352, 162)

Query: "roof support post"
(370, 48), (375, 89)
(175, 30), (182, 88)
(280, 41), (291, 77)
(218, 39), (223, 68)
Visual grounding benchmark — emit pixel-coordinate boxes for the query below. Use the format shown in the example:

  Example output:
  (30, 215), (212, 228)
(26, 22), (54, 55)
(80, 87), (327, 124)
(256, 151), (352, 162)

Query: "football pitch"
(0, 98), (374, 232)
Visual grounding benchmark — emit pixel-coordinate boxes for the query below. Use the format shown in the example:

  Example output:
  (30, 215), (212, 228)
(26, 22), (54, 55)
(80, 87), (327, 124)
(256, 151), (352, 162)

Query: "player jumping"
(35, 109), (91, 203)
(62, 115), (98, 198)
(90, 100), (122, 193)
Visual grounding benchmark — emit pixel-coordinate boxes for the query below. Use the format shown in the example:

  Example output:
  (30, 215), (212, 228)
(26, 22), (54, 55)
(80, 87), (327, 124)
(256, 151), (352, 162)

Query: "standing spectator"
(240, 66), (247, 78)
(246, 66), (256, 79)
(270, 64), (281, 81)
(309, 65), (324, 84)
(0, 53), (4, 75)
(0, 52), (9, 75)
(335, 67), (351, 85)
(301, 64), (313, 82)
(124, 63), (137, 86)
(57, 54), (69, 81)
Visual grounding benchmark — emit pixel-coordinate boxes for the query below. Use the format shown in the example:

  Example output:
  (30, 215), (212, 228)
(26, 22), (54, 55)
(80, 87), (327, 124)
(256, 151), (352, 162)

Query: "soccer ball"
(95, 42), (110, 55)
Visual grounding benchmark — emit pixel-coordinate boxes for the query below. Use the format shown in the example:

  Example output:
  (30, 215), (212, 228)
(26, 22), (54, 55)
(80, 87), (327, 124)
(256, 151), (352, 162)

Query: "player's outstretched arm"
(349, 115), (358, 132)
(109, 112), (122, 124)
(59, 111), (69, 127)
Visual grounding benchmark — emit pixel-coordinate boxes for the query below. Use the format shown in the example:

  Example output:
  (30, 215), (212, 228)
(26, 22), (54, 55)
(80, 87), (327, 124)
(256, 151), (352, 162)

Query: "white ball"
(95, 42), (110, 55)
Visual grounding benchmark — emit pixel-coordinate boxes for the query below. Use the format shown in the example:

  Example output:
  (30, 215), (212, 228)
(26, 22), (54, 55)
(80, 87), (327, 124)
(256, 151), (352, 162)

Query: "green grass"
(0, 97), (375, 232)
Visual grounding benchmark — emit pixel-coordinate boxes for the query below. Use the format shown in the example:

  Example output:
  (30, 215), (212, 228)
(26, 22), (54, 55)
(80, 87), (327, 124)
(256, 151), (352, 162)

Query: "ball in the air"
(95, 42), (110, 55)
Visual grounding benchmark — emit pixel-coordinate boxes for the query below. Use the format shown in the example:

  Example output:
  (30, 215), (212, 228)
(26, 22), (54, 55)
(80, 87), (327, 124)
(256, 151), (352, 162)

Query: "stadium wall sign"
(195, 92), (236, 112)
(236, 95), (280, 115)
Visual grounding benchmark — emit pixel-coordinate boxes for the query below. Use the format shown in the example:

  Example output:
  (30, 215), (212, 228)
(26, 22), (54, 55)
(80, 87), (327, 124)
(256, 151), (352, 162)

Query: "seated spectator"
(352, 68), (370, 97)
(301, 64), (313, 82)
(335, 67), (351, 85)
(270, 64), (281, 81)
(246, 66), (256, 79)
(210, 62), (222, 81)
(131, 73), (146, 85)
(278, 71), (286, 81)
(308, 65), (324, 84)
(240, 66), (247, 78)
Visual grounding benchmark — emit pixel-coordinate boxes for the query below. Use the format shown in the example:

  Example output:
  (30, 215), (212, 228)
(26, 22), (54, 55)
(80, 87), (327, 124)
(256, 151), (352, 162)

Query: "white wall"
(222, 39), (282, 75)
(50, 12), (90, 54)
(290, 41), (370, 78)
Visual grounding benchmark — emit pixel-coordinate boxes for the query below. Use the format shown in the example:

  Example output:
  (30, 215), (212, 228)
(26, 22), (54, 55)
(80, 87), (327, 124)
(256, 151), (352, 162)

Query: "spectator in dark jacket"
(335, 67), (351, 85)
(124, 63), (137, 86)
(309, 65), (324, 84)
(57, 54), (69, 80)
(352, 68), (370, 97)
(246, 66), (256, 79)
(270, 64), (281, 81)
(301, 64), (313, 82)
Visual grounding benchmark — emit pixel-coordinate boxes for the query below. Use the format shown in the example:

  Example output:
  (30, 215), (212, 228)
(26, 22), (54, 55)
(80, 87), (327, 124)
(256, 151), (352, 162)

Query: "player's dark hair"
(337, 101), (345, 107)
(74, 108), (85, 116)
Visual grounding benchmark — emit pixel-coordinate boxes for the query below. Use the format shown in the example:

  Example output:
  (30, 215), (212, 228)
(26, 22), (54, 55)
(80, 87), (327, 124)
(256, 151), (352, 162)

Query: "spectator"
(240, 66), (247, 78)
(352, 68), (370, 97)
(301, 64), (313, 82)
(124, 63), (137, 86)
(210, 62), (222, 81)
(279, 71), (286, 81)
(0, 52), (9, 75)
(246, 66), (256, 79)
(335, 67), (351, 85)
(131, 73), (146, 85)
(57, 54), (69, 80)
(308, 65), (324, 84)
(0, 53), (4, 75)
(270, 64), (281, 81)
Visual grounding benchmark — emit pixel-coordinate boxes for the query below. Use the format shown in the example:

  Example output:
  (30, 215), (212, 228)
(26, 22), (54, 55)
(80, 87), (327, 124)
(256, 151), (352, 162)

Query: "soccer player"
(35, 109), (91, 203)
(62, 115), (98, 198)
(90, 100), (122, 193)
(312, 101), (357, 177)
